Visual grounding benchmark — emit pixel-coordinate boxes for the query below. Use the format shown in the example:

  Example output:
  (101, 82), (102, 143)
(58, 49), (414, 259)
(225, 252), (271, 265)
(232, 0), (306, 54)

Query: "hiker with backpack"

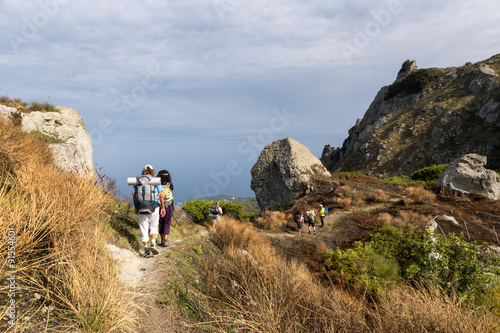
(306, 209), (317, 234)
(319, 204), (327, 228)
(133, 164), (165, 256)
(157, 169), (174, 247)
(293, 212), (304, 236)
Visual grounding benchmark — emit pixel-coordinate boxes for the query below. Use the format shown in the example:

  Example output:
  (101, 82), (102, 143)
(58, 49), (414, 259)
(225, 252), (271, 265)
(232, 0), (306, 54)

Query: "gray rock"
(478, 99), (500, 125)
(468, 79), (482, 93)
(251, 137), (330, 211)
(0, 105), (93, 171)
(437, 153), (500, 200)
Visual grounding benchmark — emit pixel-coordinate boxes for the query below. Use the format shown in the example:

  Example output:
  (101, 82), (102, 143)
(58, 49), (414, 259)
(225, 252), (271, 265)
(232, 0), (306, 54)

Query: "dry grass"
(377, 212), (394, 227)
(393, 210), (431, 229)
(0, 119), (140, 332)
(366, 189), (390, 203)
(254, 211), (290, 231)
(198, 217), (496, 332)
(205, 217), (368, 332)
(334, 197), (353, 208)
(369, 286), (494, 332)
(404, 186), (436, 205)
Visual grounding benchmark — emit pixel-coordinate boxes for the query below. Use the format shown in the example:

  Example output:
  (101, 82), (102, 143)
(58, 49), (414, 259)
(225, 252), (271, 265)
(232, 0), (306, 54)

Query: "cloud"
(1, 0), (499, 200)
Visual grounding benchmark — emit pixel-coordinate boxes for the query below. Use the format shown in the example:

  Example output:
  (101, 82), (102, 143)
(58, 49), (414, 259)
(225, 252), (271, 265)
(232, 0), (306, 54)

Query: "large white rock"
(0, 105), (93, 171)
(437, 153), (500, 200)
(251, 137), (330, 211)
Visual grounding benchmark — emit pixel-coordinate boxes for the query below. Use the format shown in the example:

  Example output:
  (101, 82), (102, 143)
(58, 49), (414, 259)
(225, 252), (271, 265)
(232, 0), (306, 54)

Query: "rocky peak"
(251, 137), (330, 211)
(321, 54), (500, 178)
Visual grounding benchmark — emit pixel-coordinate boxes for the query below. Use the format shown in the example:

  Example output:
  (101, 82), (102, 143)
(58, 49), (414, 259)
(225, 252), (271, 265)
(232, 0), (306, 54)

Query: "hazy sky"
(1, 0), (499, 202)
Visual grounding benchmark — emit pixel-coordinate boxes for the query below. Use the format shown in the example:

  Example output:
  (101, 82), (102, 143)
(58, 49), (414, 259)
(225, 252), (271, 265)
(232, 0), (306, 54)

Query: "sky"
(1, 0), (499, 202)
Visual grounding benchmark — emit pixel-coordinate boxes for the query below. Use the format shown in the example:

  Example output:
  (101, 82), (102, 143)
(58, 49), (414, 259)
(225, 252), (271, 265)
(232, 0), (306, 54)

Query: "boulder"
(437, 153), (500, 200)
(251, 137), (330, 211)
(0, 105), (93, 171)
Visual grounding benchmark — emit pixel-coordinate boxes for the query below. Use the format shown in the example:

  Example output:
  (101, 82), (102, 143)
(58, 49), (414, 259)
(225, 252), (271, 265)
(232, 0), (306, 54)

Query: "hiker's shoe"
(159, 240), (166, 247)
(314, 231), (317, 234)
(320, 225), (324, 228)
(150, 244), (159, 255)
(308, 231), (311, 234)
(143, 246), (151, 257)
(164, 241), (170, 247)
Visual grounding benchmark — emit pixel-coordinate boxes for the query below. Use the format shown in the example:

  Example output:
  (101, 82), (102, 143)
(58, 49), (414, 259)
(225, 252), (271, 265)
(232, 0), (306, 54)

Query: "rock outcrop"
(251, 137), (330, 211)
(437, 154), (500, 200)
(0, 105), (93, 171)
(321, 54), (500, 177)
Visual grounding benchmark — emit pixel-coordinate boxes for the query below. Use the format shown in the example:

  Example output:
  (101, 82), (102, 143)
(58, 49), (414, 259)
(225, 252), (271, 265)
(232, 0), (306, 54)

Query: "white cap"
(143, 164), (154, 170)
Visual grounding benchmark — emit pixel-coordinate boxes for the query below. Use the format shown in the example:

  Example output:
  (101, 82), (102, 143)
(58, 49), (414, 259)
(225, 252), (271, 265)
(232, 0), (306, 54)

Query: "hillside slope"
(322, 54), (500, 177)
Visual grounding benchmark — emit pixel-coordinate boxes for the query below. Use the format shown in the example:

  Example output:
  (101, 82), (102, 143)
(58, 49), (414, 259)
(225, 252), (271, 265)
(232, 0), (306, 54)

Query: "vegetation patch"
(384, 68), (441, 100)
(27, 130), (62, 144)
(0, 95), (59, 113)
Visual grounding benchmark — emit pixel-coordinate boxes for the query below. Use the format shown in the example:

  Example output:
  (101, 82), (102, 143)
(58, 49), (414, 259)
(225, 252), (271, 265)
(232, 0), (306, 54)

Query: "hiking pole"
(173, 215), (182, 227)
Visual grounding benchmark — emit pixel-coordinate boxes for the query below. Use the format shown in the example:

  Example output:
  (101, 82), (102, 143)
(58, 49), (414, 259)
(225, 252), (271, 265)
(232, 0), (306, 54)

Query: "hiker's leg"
(164, 205), (173, 239)
(150, 208), (160, 245)
(138, 213), (149, 245)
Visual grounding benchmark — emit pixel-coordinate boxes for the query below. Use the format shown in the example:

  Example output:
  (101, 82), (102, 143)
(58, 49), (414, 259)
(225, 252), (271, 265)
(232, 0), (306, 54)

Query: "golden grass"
(0, 118), (140, 332)
(198, 217), (496, 332)
(334, 197), (353, 208)
(254, 211), (290, 231)
(205, 217), (367, 332)
(404, 186), (436, 205)
(394, 210), (430, 229)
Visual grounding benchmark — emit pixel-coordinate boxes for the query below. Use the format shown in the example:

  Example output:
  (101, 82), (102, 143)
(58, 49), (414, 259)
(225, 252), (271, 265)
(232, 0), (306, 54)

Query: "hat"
(319, 204), (323, 207)
(143, 164), (154, 171)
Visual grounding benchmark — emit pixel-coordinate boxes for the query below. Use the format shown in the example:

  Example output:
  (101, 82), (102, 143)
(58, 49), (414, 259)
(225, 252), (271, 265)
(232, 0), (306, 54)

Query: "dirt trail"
(107, 224), (209, 333)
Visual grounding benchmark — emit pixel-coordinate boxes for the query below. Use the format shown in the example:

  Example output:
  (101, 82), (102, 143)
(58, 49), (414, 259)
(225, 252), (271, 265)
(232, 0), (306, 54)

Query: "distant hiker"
(294, 213), (304, 236)
(306, 209), (317, 234)
(209, 201), (222, 217)
(157, 169), (174, 247)
(319, 204), (326, 228)
(133, 164), (165, 256)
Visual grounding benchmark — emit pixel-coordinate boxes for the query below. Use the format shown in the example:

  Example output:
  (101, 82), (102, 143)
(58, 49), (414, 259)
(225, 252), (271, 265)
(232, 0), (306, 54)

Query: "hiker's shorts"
(307, 219), (315, 227)
(138, 207), (160, 242)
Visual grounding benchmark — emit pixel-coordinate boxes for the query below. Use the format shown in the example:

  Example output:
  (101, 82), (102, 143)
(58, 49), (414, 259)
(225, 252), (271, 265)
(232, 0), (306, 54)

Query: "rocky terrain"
(321, 54), (500, 177)
(0, 104), (93, 171)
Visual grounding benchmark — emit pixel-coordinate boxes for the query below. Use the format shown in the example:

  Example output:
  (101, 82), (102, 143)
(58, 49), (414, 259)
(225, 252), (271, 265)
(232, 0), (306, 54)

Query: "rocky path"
(107, 224), (209, 333)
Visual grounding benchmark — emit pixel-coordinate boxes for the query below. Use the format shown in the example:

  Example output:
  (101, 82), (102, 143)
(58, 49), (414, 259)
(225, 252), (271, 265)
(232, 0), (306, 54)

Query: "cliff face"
(0, 105), (93, 171)
(321, 54), (500, 177)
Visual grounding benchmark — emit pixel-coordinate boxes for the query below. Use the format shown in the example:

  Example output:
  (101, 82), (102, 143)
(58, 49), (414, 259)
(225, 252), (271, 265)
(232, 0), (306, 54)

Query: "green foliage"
(182, 199), (244, 223)
(29, 101), (59, 112)
(385, 68), (440, 101)
(399, 59), (413, 74)
(383, 175), (417, 185)
(325, 226), (500, 299)
(411, 164), (448, 182)
(28, 130), (62, 144)
(325, 241), (401, 293)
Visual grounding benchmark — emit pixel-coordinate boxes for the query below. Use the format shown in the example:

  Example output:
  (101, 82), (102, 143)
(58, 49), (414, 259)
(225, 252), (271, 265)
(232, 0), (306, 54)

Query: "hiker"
(134, 165), (165, 256)
(294, 212), (304, 236)
(306, 209), (317, 234)
(157, 169), (174, 247)
(319, 204), (326, 228)
(209, 202), (222, 218)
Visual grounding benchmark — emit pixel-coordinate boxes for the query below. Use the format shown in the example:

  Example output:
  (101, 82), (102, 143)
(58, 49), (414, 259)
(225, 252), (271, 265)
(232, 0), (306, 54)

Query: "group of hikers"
(294, 204), (327, 236)
(132, 164), (175, 257)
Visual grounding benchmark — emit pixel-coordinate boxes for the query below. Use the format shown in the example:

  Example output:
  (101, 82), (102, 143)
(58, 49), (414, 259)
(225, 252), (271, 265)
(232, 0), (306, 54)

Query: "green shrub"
(411, 164), (448, 182)
(385, 68), (440, 100)
(325, 226), (500, 299)
(182, 199), (243, 223)
(383, 175), (416, 185)
(28, 130), (62, 143)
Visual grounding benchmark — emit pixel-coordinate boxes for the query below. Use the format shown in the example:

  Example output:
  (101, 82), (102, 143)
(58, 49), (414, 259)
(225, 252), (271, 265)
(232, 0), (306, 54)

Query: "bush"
(324, 226), (500, 299)
(385, 68), (440, 100)
(411, 164), (448, 182)
(182, 199), (244, 223)
(404, 186), (436, 205)
(254, 211), (290, 231)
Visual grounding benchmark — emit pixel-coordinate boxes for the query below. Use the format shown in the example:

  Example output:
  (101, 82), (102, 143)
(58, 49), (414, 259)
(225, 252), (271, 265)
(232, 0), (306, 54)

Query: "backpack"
(294, 214), (301, 223)
(324, 206), (328, 215)
(162, 185), (173, 205)
(133, 175), (160, 214)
